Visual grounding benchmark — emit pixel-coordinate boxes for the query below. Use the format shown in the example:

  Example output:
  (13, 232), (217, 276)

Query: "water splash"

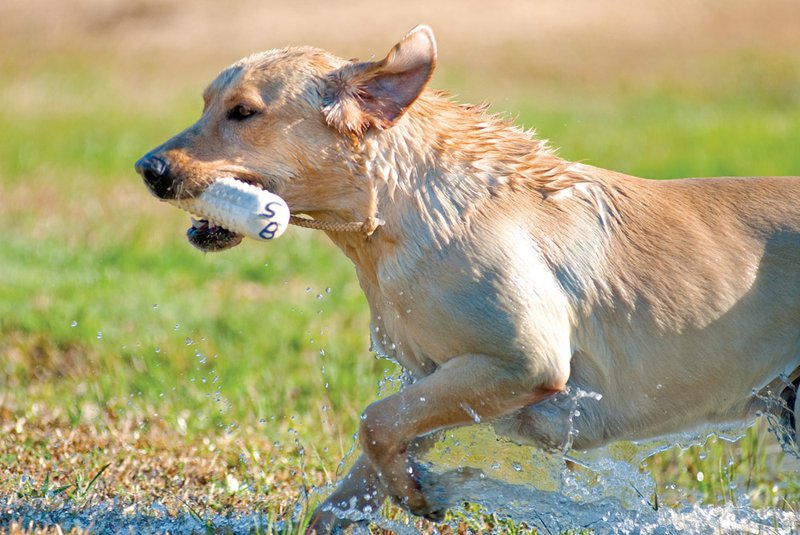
(753, 375), (800, 458)
(416, 416), (798, 534)
(445, 473), (798, 534)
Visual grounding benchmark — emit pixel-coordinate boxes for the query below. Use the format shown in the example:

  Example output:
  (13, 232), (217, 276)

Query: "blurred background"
(1, 0), (798, 531)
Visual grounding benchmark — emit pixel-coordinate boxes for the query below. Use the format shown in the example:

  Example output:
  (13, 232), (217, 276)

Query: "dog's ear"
(323, 25), (437, 134)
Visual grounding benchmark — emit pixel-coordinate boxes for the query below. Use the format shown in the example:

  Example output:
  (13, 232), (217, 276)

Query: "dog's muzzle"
(135, 154), (174, 199)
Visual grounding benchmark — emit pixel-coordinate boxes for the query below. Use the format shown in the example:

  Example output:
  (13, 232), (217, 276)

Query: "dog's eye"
(228, 104), (258, 121)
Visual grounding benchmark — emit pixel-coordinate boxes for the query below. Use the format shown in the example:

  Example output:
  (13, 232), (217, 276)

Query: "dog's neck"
(325, 93), (575, 283)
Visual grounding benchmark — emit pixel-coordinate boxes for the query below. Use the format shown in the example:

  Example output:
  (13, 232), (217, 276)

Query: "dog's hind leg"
(782, 375), (800, 447)
(760, 366), (800, 454)
(357, 353), (566, 520)
(793, 381), (799, 446)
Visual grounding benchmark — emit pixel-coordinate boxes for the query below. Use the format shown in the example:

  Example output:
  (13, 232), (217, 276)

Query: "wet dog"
(136, 25), (800, 533)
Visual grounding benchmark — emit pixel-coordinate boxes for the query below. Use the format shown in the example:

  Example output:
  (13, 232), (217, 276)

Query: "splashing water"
(418, 384), (800, 534)
(309, 381), (798, 533)
(753, 374), (800, 459)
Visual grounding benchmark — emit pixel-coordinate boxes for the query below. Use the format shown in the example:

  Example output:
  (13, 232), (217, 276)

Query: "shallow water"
(0, 498), (281, 534)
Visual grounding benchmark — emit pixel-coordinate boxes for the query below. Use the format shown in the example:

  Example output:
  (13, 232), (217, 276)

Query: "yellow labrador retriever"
(136, 25), (800, 532)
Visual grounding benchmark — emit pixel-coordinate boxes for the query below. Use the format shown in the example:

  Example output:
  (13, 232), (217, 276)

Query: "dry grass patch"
(0, 400), (321, 532)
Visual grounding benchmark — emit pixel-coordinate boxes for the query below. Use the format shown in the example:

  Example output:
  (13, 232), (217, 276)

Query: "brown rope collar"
(289, 215), (384, 236)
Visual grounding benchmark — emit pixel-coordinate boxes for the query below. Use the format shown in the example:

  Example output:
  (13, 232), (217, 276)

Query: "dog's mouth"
(177, 175), (284, 253)
(187, 217), (244, 252)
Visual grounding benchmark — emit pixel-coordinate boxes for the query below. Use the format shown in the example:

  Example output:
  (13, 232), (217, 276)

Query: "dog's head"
(135, 26), (436, 252)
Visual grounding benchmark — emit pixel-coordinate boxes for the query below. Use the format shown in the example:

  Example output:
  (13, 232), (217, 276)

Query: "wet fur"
(136, 26), (800, 533)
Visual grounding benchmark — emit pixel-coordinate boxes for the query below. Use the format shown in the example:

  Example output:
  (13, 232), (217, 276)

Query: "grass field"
(1, 0), (799, 532)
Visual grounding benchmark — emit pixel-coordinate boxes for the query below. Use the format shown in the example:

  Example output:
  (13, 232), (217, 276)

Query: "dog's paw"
(396, 463), (485, 522)
(412, 464), (449, 521)
(307, 500), (374, 534)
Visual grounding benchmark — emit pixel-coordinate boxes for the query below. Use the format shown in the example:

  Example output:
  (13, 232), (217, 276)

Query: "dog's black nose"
(135, 154), (174, 199)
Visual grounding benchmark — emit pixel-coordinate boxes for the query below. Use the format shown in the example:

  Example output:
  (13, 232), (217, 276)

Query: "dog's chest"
(366, 284), (440, 377)
(362, 249), (540, 378)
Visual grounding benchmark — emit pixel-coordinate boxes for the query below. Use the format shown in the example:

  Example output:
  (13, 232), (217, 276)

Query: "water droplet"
(656, 383), (663, 390)
(306, 287), (312, 293)
(96, 331), (103, 340)
(512, 462), (522, 472)
(70, 320), (78, 328)
(319, 349), (326, 357)
(152, 303), (159, 309)
(696, 471), (705, 482)
(316, 293), (323, 300)
(185, 337), (193, 346)
(698, 451), (707, 460)
(154, 347), (161, 354)
(174, 323), (180, 331)
(460, 402), (481, 422)
(419, 397), (426, 402)
(325, 287), (331, 294)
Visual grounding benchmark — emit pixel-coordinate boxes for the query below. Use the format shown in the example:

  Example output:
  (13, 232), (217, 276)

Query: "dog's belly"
(495, 305), (800, 452)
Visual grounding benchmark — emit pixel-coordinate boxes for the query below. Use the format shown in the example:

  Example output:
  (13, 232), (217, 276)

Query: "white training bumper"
(171, 177), (290, 241)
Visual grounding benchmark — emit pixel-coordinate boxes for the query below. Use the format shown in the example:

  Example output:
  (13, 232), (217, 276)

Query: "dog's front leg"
(307, 431), (443, 533)
(359, 353), (565, 520)
(307, 453), (385, 533)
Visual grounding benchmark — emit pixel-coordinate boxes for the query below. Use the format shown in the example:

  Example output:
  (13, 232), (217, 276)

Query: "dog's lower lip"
(186, 217), (243, 251)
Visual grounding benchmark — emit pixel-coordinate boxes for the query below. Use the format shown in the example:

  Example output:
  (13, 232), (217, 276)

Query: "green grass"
(1, 44), (798, 532)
